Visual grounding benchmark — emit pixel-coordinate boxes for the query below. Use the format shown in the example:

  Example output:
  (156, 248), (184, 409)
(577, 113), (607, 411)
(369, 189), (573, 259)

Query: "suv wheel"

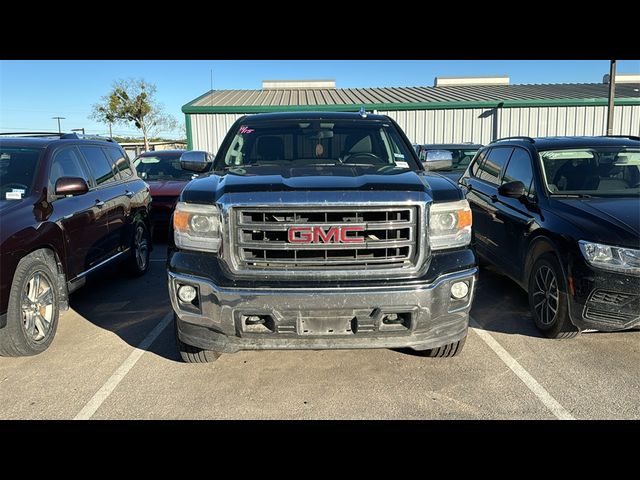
(528, 253), (578, 339)
(0, 250), (60, 357)
(125, 221), (150, 276)
(174, 315), (221, 363)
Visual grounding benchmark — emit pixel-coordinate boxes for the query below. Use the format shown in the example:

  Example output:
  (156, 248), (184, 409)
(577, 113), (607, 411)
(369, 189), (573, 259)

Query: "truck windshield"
(217, 120), (420, 170)
(0, 147), (43, 200)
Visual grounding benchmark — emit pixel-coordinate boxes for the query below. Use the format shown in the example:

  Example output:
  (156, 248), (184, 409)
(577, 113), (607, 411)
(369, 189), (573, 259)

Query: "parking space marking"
(469, 317), (575, 420)
(73, 312), (173, 420)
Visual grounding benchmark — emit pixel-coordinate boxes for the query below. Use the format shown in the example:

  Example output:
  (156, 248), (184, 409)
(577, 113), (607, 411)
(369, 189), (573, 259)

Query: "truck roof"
(239, 111), (390, 122)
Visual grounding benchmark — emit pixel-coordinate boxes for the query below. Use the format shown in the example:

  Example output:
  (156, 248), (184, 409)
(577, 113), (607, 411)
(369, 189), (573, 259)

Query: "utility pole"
(71, 128), (85, 135)
(108, 121), (113, 138)
(52, 116), (66, 134)
(606, 60), (617, 136)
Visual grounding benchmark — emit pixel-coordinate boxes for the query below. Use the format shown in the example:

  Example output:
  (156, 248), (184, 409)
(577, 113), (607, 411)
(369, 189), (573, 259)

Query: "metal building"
(182, 77), (640, 153)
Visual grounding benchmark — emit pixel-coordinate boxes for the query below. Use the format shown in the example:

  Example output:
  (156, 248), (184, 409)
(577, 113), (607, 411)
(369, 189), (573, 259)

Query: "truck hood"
(551, 196), (640, 248)
(181, 165), (463, 204)
(0, 198), (28, 214)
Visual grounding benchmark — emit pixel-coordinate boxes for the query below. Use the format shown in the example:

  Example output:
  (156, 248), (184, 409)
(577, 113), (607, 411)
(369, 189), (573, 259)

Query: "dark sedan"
(460, 136), (639, 338)
(132, 150), (195, 235)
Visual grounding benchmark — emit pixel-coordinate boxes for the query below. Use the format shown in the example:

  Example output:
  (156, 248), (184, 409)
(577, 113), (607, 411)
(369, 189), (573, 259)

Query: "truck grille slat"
(232, 206), (419, 272)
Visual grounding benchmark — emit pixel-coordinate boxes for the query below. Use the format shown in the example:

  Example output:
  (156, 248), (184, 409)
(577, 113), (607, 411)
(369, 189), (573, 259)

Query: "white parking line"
(73, 312), (173, 420)
(469, 317), (575, 420)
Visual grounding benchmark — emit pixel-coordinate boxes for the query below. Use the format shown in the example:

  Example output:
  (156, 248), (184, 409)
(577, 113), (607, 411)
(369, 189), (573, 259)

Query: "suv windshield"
(0, 147), (43, 200)
(133, 154), (194, 181)
(216, 120), (419, 171)
(540, 147), (640, 197)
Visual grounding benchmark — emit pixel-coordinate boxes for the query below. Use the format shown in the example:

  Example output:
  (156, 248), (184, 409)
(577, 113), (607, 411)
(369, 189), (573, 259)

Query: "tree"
(90, 79), (181, 150)
(89, 96), (119, 137)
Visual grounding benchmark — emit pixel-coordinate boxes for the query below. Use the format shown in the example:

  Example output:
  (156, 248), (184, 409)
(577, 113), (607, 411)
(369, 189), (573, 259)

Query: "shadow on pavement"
(67, 241), (551, 361)
(470, 265), (544, 338)
(68, 242), (181, 362)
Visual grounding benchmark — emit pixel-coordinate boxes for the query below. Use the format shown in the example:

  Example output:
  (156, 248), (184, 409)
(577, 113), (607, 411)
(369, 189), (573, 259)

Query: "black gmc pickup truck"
(167, 112), (477, 362)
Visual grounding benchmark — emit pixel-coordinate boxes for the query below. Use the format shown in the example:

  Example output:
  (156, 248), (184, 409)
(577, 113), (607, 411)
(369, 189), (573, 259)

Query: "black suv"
(0, 133), (152, 356)
(460, 136), (639, 338)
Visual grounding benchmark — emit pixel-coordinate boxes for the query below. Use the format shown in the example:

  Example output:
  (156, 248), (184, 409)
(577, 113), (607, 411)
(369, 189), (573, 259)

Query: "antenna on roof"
(359, 107), (367, 118)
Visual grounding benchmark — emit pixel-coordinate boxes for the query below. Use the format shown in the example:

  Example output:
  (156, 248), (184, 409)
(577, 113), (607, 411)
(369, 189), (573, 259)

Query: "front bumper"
(568, 259), (640, 331)
(169, 267), (477, 353)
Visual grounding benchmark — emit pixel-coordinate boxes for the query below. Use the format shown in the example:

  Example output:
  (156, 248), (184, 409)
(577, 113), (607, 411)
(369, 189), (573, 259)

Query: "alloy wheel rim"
(134, 225), (148, 270)
(532, 265), (559, 326)
(21, 272), (54, 342)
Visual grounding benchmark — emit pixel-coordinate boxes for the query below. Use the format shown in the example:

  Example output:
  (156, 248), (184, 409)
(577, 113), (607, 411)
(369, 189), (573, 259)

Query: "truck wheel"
(0, 250), (60, 357)
(421, 336), (466, 358)
(174, 316), (221, 363)
(528, 253), (578, 339)
(125, 221), (150, 277)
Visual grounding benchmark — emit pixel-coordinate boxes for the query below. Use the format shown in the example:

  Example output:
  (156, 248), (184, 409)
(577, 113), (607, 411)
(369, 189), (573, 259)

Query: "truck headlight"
(429, 199), (472, 251)
(578, 240), (640, 274)
(173, 202), (222, 253)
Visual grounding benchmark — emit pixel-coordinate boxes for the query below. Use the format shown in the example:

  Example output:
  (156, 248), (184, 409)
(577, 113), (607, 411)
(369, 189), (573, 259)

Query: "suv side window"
(478, 147), (513, 185)
(105, 146), (134, 180)
(502, 147), (534, 195)
(470, 149), (489, 177)
(79, 146), (117, 186)
(49, 147), (91, 193)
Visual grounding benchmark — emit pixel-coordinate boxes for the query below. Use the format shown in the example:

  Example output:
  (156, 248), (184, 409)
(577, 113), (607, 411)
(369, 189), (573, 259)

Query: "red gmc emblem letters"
(288, 226), (365, 244)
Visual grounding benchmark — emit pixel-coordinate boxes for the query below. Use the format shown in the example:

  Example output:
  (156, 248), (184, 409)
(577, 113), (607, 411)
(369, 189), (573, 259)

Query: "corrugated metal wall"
(190, 113), (244, 153)
(189, 105), (640, 152)
(380, 105), (640, 144)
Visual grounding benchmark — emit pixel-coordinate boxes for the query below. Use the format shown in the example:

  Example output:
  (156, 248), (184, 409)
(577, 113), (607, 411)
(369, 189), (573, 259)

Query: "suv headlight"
(173, 202), (222, 253)
(578, 240), (640, 274)
(429, 199), (472, 251)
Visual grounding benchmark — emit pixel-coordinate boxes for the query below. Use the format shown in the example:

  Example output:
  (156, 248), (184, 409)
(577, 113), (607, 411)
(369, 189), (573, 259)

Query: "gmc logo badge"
(287, 226), (365, 244)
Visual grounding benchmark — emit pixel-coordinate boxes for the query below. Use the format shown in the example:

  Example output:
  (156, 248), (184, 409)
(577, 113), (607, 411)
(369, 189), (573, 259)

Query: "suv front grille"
(583, 307), (639, 324)
(231, 206), (419, 272)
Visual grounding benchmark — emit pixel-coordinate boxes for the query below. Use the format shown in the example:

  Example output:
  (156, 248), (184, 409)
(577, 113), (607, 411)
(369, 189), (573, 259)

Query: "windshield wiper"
(550, 193), (592, 199)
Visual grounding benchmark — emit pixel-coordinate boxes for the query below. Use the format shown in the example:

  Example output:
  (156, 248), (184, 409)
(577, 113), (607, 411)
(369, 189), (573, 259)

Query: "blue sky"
(1, 60), (638, 139)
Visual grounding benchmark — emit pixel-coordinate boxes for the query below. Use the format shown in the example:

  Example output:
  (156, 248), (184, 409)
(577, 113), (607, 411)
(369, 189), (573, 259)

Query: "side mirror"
(180, 151), (213, 173)
(498, 180), (526, 198)
(422, 149), (454, 171)
(423, 159), (453, 171)
(55, 177), (89, 196)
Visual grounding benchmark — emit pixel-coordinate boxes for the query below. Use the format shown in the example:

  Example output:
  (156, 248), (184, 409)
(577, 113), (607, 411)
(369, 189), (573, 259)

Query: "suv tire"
(528, 253), (579, 339)
(125, 221), (150, 277)
(0, 250), (60, 357)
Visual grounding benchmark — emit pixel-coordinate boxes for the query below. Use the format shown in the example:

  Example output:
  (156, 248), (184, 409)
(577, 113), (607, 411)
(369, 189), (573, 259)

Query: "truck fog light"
(178, 285), (197, 303)
(451, 281), (469, 299)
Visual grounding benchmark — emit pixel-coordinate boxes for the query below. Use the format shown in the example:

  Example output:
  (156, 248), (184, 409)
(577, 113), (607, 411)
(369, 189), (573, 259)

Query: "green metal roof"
(183, 82), (640, 114)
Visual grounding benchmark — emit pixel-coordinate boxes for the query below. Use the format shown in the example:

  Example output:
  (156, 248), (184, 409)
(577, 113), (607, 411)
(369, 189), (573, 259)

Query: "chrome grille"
(231, 206), (419, 272)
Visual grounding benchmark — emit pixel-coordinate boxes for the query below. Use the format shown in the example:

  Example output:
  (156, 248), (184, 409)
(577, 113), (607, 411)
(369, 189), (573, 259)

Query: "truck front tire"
(419, 336), (466, 358)
(174, 315), (221, 363)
